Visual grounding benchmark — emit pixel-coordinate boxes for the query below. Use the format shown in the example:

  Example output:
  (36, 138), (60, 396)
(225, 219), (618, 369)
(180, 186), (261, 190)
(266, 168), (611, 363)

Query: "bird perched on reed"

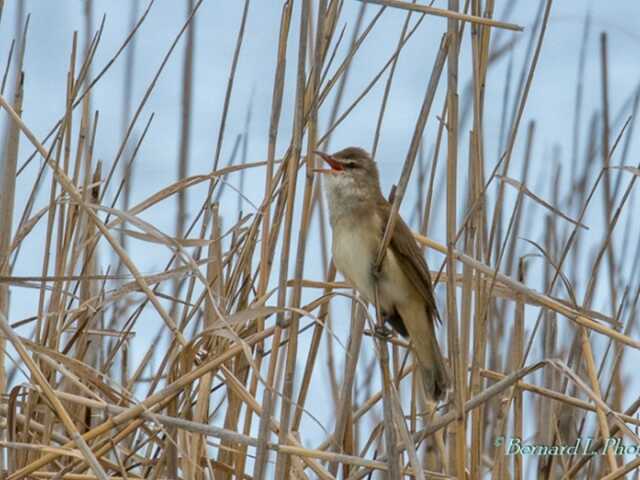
(315, 146), (449, 401)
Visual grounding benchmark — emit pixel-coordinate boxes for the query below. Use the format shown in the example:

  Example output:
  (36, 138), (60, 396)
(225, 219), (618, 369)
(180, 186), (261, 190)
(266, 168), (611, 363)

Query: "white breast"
(332, 221), (378, 302)
(324, 173), (399, 306)
(332, 219), (416, 313)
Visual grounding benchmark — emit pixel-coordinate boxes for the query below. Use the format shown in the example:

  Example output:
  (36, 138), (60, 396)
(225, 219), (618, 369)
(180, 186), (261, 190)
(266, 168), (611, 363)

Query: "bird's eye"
(344, 160), (357, 169)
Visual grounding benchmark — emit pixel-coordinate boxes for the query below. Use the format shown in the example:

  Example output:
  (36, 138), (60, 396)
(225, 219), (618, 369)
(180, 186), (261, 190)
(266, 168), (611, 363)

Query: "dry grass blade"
(0, 312), (109, 479)
(495, 174), (589, 229)
(357, 0), (523, 31)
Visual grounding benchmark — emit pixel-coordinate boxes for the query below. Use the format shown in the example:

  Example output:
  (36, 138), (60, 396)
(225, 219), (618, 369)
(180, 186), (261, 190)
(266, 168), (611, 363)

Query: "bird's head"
(314, 147), (381, 198)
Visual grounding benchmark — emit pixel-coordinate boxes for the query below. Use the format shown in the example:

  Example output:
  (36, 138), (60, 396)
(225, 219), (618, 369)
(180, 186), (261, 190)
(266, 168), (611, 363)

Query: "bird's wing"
(378, 201), (440, 323)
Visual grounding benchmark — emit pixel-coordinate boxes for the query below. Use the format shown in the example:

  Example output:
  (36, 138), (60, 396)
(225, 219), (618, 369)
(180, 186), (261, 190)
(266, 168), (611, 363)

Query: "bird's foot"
(370, 264), (383, 283)
(277, 314), (290, 328)
(374, 324), (393, 338)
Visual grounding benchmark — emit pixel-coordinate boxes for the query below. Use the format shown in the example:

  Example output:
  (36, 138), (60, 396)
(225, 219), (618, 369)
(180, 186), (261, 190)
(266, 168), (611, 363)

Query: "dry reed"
(0, 1), (638, 479)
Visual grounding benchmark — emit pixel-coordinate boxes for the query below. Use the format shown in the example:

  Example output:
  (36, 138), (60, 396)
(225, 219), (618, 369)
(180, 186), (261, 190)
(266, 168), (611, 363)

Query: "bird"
(314, 146), (449, 401)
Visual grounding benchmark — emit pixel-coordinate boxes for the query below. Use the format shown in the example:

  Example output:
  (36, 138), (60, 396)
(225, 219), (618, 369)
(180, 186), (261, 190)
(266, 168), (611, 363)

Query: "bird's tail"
(397, 302), (449, 401)
(414, 321), (449, 402)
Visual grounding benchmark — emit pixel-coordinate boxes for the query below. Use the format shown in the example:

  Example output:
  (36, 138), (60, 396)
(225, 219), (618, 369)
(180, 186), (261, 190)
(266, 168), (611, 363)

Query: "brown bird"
(315, 146), (449, 401)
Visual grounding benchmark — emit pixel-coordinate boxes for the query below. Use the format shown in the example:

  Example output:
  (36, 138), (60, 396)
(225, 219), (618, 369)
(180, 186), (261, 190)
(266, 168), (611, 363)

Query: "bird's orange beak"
(313, 150), (343, 174)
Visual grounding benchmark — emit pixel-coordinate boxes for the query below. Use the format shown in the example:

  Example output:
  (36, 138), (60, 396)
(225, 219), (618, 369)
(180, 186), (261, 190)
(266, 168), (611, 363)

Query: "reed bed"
(0, 1), (639, 478)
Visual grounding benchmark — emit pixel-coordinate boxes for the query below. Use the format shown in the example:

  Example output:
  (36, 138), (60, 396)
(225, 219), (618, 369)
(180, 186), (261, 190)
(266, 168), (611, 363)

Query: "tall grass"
(0, 1), (639, 479)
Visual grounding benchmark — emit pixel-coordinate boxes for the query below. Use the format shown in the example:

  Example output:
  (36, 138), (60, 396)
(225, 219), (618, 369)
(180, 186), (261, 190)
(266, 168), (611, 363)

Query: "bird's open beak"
(313, 150), (343, 174)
